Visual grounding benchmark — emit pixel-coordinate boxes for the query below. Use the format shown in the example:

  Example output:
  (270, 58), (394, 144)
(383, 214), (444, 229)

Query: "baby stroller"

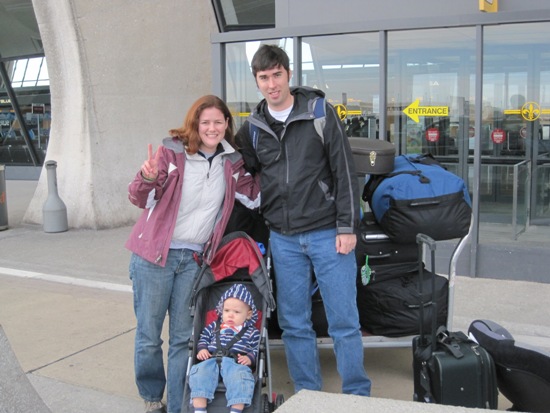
(182, 231), (283, 413)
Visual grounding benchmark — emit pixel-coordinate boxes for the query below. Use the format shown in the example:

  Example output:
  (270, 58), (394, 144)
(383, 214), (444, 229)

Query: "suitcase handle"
(409, 200), (441, 207)
(361, 233), (389, 241)
(416, 233), (437, 352)
(417, 233), (436, 250)
(407, 300), (434, 309)
(368, 252), (392, 259)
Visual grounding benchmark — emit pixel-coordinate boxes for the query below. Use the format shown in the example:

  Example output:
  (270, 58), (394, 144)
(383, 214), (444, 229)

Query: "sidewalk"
(1, 180), (550, 412)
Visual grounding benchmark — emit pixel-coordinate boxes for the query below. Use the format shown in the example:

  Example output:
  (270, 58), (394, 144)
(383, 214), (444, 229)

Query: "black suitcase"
(357, 263), (448, 337)
(355, 212), (418, 268)
(412, 234), (498, 409)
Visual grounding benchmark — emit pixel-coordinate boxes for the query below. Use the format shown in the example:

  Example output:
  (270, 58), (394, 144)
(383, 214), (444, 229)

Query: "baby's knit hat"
(216, 283), (258, 324)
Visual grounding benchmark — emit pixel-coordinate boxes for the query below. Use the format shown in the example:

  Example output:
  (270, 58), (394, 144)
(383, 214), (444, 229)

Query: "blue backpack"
(363, 153), (472, 243)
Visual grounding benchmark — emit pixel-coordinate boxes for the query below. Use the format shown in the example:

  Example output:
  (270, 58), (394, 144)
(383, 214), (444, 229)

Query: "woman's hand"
(141, 144), (161, 181)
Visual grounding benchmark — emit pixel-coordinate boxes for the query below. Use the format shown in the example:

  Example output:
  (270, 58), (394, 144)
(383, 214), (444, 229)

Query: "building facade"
(210, 0), (550, 281)
(2, 0), (550, 281)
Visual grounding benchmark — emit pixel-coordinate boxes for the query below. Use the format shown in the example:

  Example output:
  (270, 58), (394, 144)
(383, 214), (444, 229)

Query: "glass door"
(386, 27), (476, 188)
(483, 23), (550, 227)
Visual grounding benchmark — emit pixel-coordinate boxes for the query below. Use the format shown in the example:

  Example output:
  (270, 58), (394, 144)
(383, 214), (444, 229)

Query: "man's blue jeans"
(129, 249), (199, 413)
(188, 357), (255, 407)
(270, 228), (371, 396)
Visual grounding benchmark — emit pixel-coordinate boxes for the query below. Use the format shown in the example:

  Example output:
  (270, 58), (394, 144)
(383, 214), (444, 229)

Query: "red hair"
(169, 95), (235, 154)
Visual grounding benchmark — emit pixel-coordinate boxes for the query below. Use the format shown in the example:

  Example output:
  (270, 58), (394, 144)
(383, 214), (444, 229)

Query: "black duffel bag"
(357, 266), (448, 337)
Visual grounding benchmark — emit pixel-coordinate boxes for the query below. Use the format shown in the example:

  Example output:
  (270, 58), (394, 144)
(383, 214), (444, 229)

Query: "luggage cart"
(318, 220), (472, 349)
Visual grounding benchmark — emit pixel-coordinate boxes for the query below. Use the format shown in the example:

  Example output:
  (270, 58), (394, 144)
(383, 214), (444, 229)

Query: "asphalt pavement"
(1, 179), (550, 412)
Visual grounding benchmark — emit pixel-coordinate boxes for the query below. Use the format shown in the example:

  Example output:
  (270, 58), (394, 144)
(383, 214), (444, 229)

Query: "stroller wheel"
(261, 393), (271, 413)
(275, 393), (285, 409)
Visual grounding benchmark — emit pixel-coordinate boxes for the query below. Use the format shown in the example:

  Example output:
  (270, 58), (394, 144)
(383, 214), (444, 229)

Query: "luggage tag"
(360, 256), (372, 285)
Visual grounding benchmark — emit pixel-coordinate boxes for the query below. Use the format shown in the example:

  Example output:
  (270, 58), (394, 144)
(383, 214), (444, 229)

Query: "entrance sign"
(403, 99), (449, 123)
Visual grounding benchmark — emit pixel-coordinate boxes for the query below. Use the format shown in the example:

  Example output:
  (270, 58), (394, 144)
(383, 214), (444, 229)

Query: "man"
(235, 44), (371, 396)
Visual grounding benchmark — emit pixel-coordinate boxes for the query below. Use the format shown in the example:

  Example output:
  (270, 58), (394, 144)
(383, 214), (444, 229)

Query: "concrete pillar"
(24, 0), (216, 228)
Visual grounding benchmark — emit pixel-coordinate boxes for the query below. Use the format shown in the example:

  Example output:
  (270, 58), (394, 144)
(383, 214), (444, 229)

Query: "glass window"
(1, 57), (50, 166)
(8, 57), (49, 88)
(302, 33), (380, 140)
(225, 39), (293, 129)
(212, 0), (275, 32)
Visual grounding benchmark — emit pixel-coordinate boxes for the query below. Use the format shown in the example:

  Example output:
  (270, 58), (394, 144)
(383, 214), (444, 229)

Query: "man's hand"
(336, 233), (357, 255)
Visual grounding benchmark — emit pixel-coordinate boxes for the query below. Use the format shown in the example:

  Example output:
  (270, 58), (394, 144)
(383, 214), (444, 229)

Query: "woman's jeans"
(129, 249), (199, 413)
(270, 228), (371, 396)
(188, 357), (255, 407)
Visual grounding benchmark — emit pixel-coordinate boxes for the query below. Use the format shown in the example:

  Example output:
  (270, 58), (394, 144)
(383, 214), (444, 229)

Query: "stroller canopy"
(191, 231), (275, 312)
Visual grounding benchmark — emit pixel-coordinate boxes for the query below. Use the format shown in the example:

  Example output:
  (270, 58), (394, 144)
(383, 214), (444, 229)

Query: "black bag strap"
(214, 321), (249, 363)
(362, 174), (385, 203)
(416, 233), (438, 352)
(408, 152), (447, 169)
(436, 329), (473, 359)
(419, 362), (435, 403)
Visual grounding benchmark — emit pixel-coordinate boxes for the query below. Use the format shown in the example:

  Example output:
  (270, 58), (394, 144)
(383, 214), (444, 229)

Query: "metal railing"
(512, 159), (531, 240)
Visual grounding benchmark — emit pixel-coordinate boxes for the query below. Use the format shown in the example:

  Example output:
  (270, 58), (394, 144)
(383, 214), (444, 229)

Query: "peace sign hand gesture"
(141, 144), (161, 182)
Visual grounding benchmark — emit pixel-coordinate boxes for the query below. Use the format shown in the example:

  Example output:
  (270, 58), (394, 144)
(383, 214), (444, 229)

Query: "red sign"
(426, 128), (440, 142)
(491, 128), (505, 144)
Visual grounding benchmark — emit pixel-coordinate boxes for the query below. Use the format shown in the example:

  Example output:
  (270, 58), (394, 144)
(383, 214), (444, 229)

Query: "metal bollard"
(0, 164), (7, 230)
(42, 160), (68, 233)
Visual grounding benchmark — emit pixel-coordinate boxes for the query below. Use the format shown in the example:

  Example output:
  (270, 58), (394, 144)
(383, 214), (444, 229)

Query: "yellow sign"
(504, 101), (550, 122)
(479, 0), (498, 13)
(235, 105), (360, 120)
(403, 99), (449, 123)
(334, 104), (347, 120)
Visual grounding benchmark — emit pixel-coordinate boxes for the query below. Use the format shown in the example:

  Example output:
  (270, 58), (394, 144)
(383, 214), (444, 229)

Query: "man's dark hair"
(251, 44), (291, 78)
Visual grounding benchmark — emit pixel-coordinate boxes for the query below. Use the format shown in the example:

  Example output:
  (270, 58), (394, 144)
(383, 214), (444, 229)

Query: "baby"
(188, 283), (260, 413)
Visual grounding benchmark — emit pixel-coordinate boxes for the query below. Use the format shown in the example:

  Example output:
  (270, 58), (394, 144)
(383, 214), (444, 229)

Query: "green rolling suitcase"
(412, 234), (498, 408)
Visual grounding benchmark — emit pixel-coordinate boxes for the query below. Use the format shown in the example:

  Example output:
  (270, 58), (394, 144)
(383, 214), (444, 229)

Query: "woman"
(125, 95), (260, 413)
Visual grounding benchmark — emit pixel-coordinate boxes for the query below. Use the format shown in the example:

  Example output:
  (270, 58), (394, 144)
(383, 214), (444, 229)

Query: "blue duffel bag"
(362, 153), (472, 243)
